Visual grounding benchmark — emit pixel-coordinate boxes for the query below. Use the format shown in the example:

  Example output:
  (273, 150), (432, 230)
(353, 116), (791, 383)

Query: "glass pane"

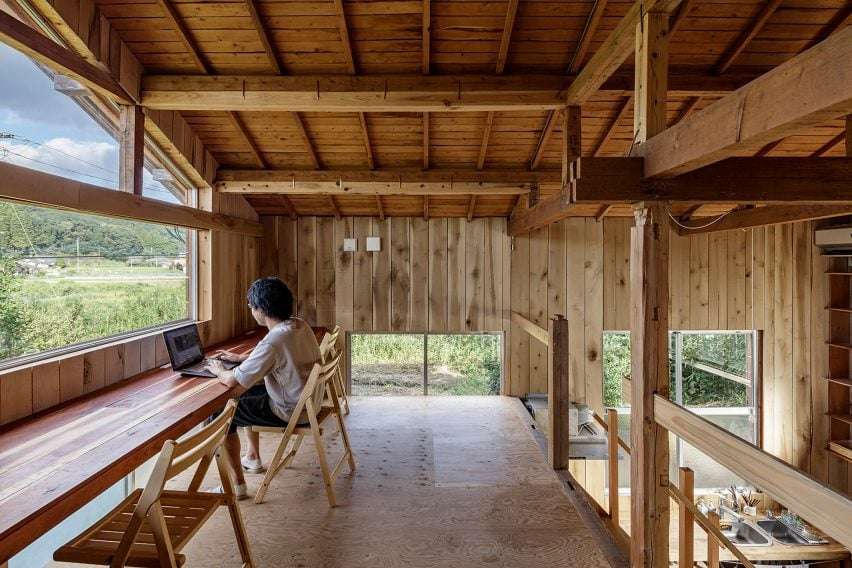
(603, 331), (631, 408)
(0, 202), (191, 362)
(680, 333), (751, 412)
(427, 334), (501, 395)
(350, 334), (424, 395)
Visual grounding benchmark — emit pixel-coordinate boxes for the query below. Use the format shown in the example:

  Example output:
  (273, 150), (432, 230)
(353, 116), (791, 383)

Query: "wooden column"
(607, 408), (620, 524)
(548, 314), (570, 469)
(629, 202), (671, 568)
(119, 105), (144, 195)
(707, 511), (720, 568)
(632, 10), (669, 149)
(678, 467), (694, 568)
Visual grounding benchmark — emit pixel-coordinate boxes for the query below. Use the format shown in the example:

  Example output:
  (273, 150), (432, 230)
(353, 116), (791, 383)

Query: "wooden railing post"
(548, 314), (570, 469)
(707, 511), (720, 568)
(607, 408), (620, 524)
(678, 467), (694, 568)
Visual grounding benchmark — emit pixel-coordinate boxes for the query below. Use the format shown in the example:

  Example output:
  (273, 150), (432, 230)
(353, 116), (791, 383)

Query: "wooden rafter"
(0, 11), (134, 104)
(670, 96), (702, 127)
(801, 5), (851, 53)
(714, 0), (782, 75)
(328, 195), (342, 220)
(423, 112), (430, 169)
(637, 26), (852, 177)
(477, 112), (495, 170)
(244, 0), (283, 74)
(755, 139), (783, 157)
(375, 195), (385, 220)
(812, 132), (846, 157)
(155, 0), (210, 73)
(594, 204), (612, 221)
(669, 0), (697, 35)
(674, 204), (852, 236)
(593, 95), (633, 157)
(466, 196), (477, 221)
(119, 105), (144, 195)
(568, 0), (608, 74)
(332, 0), (356, 74)
(291, 112), (321, 169)
(228, 111), (267, 169)
(422, 0), (430, 74)
(530, 110), (560, 170)
(359, 112), (375, 169)
(280, 195), (298, 220)
(495, 0), (520, 74)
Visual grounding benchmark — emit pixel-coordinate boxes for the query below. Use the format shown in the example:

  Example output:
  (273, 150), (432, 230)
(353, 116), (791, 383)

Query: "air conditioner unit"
(815, 225), (852, 253)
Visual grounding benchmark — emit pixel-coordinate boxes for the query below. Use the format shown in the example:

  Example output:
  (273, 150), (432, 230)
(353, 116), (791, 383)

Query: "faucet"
(718, 504), (742, 523)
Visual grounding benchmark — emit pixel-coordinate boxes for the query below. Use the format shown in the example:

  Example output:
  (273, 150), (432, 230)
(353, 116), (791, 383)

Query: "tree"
(0, 257), (29, 359)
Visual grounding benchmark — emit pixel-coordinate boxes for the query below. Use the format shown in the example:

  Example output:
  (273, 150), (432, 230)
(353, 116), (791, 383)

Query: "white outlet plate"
(366, 236), (381, 252)
(343, 238), (357, 252)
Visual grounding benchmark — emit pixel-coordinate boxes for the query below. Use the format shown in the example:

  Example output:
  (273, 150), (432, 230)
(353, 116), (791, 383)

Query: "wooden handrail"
(592, 412), (631, 455)
(689, 361), (751, 386)
(511, 311), (548, 345)
(655, 395), (852, 548)
(667, 482), (756, 568)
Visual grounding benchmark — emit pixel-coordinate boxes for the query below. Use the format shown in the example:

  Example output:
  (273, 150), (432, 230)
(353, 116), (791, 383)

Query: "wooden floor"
(56, 396), (617, 567)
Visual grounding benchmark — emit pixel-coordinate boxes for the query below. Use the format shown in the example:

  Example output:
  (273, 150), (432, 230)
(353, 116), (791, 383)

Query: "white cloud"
(0, 137), (118, 188)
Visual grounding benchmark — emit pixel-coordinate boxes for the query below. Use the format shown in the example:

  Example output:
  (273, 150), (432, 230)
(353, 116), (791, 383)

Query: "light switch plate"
(343, 238), (357, 252)
(366, 236), (381, 252)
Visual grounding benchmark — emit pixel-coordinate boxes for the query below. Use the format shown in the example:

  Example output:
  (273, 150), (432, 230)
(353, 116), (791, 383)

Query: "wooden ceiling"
(90, 0), (851, 218)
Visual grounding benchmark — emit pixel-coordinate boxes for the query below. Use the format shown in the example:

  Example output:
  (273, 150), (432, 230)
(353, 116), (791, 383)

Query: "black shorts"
(215, 383), (289, 434)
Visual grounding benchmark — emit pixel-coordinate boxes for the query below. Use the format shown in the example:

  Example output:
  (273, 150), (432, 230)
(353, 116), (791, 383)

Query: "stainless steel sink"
(756, 520), (826, 545)
(722, 521), (772, 547)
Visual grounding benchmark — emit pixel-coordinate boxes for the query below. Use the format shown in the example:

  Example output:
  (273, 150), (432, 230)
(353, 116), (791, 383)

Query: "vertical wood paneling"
(690, 234), (710, 329)
(528, 227), (548, 394)
(465, 219), (485, 331)
(390, 217), (411, 331)
(428, 218), (448, 331)
(773, 225), (794, 463)
(728, 231), (747, 328)
(372, 218), (391, 330)
(670, 231), (690, 329)
(483, 218), (499, 331)
(792, 222), (812, 472)
(410, 217), (430, 331)
(32, 361), (60, 412)
(278, 218), (298, 292)
(613, 219), (630, 330)
(708, 232), (728, 329)
(83, 349), (105, 395)
(297, 217), (317, 324)
(565, 219), (586, 405)
(316, 217), (336, 327)
(59, 355), (85, 403)
(810, 229), (829, 484)
(584, 219), (604, 415)
(353, 217), (373, 331)
(510, 232), (530, 396)
(1, 368), (33, 425)
(334, 217), (355, 330)
(446, 218), (466, 332)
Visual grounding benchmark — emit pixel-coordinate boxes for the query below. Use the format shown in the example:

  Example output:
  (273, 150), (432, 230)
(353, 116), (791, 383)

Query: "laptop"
(163, 323), (240, 378)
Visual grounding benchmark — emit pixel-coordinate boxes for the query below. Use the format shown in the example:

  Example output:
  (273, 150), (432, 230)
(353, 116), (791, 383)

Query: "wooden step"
(826, 377), (852, 387)
(828, 414), (852, 426)
(827, 342), (852, 351)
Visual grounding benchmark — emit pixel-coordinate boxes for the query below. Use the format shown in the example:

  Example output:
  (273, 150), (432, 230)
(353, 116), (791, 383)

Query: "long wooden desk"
(0, 330), (262, 563)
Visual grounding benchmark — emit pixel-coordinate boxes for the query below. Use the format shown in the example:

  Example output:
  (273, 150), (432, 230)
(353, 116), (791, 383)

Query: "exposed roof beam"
(568, 0), (608, 74)
(244, 0), (283, 74)
(670, 96), (702, 127)
(714, 0), (782, 75)
(332, 0), (356, 74)
(422, 0), (430, 74)
(328, 195), (342, 220)
(466, 196), (477, 221)
(812, 131), (846, 157)
(141, 71), (757, 112)
(530, 110), (560, 170)
(477, 112), (495, 170)
(376, 195), (385, 220)
(216, 168), (560, 195)
(291, 112), (321, 169)
(228, 111), (267, 169)
(423, 112), (430, 169)
(0, 10), (134, 104)
(359, 112), (375, 169)
(495, 0), (520, 74)
(636, 26), (852, 177)
(593, 95), (633, 157)
(673, 205), (852, 235)
(155, 0), (210, 73)
(801, 5), (851, 53)
(669, 0), (697, 35)
(280, 195), (298, 220)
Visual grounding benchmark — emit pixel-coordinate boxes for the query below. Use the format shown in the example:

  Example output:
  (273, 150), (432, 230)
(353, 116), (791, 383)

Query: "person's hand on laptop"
(216, 350), (247, 363)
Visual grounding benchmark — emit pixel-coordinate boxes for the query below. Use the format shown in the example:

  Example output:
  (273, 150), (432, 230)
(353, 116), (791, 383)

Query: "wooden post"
(119, 105), (144, 196)
(548, 314), (570, 469)
(607, 408), (620, 524)
(629, 202), (671, 568)
(678, 467), (694, 568)
(707, 511), (720, 568)
(633, 11), (669, 148)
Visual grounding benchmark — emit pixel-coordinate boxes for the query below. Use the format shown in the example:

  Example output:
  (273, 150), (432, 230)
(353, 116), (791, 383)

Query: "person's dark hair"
(246, 277), (294, 321)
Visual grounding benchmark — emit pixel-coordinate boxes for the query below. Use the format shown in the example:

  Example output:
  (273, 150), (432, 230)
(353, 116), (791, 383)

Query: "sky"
(0, 43), (177, 202)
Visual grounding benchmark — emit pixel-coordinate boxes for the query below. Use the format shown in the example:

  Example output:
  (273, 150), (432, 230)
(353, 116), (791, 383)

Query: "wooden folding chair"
(319, 326), (350, 415)
(252, 353), (356, 506)
(54, 399), (255, 568)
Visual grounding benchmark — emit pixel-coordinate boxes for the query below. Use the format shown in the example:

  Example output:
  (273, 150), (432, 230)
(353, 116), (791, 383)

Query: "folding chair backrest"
(319, 326), (341, 362)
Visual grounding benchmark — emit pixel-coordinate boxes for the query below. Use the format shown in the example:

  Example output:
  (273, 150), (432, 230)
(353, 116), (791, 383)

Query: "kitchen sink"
(722, 521), (772, 547)
(756, 520), (826, 545)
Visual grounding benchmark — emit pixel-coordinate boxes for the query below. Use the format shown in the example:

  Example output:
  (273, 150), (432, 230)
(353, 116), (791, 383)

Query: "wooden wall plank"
(122, 339), (141, 379)
(708, 232), (728, 329)
(810, 226), (829, 484)
(465, 218), (485, 331)
(0, 368), (33, 425)
(390, 217), (411, 331)
(278, 218), (299, 292)
(510, 231), (530, 396)
(372, 218), (391, 331)
(792, 222), (812, 472)
(32, 361), (60, 413)
(528, 226), (548, 394)
(428, 218), (448, 332)
(483, 218), (499, 331)
(565, 219), (586, 405)
(354, 217), (373, 331)
(584, 218), (604, 415)
(689, 234), (710, 329)
(59, 355), (85, 403)
(316, 217), (336, 327)
(104, 344), (124, 387)
(447, 218), (466, 332)
(334, 217), (355, 330)
(83, 349), (105, 395)
(670, 231), (690, 329)
(410, 217), (430, 331)
(297, 217), (317, 324)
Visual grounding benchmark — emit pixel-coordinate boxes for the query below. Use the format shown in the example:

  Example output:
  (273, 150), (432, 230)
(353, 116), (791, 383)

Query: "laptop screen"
(163, 324), (204, 370)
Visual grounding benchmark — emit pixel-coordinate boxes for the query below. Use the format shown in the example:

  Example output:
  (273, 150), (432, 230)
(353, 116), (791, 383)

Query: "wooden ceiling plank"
(812, 132), (846, 157)
(801, 5), (852, 53)
(466, 196), (477, 221)
(674, 205), (852, 236)
(668, 0), (697, 36)
(495, 0), (520, 74)
(0, 11), (134, 104)
(422, 0), (430, 75)
(637, 26), (852, 178)
(291, 112), (322, 169)
(332, 0), (356, 75)
(359, 112), (375, 170)
(423, 112), (430, 170)
(714, 0), (783, 75)
(593, 95), (633, 157)
(568, 0), (608, 74)
(154, 0), (210, 73)
(530, 110), (560, 170)
(244, 0), (283, 74)
(670, 96), (702, 127)
(227, 111), (267, 169)
(755, 139), (784, 157)
(476, 112), (495, 170)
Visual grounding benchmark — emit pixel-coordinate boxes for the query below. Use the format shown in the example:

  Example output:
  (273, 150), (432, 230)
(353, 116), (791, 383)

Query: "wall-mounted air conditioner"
(815, 225), (852, 253)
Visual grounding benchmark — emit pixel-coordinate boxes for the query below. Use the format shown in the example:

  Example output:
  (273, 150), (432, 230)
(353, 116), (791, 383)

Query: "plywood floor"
(58, 396), (619, 568)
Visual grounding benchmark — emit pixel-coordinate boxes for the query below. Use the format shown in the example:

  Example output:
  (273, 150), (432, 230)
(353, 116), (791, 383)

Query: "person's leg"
(225, 432), (247, 486)
(244, 429), (261, 461)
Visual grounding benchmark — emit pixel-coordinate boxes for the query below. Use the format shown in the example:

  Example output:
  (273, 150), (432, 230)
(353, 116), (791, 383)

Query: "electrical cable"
(667, 208), (733, 231)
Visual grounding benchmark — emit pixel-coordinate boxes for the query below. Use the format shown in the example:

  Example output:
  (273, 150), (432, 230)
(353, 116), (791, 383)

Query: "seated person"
(206, 277), (321, 498)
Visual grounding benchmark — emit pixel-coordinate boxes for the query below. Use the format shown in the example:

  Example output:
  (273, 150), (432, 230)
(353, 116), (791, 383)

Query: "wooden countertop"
(0, 330), (262, 563)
